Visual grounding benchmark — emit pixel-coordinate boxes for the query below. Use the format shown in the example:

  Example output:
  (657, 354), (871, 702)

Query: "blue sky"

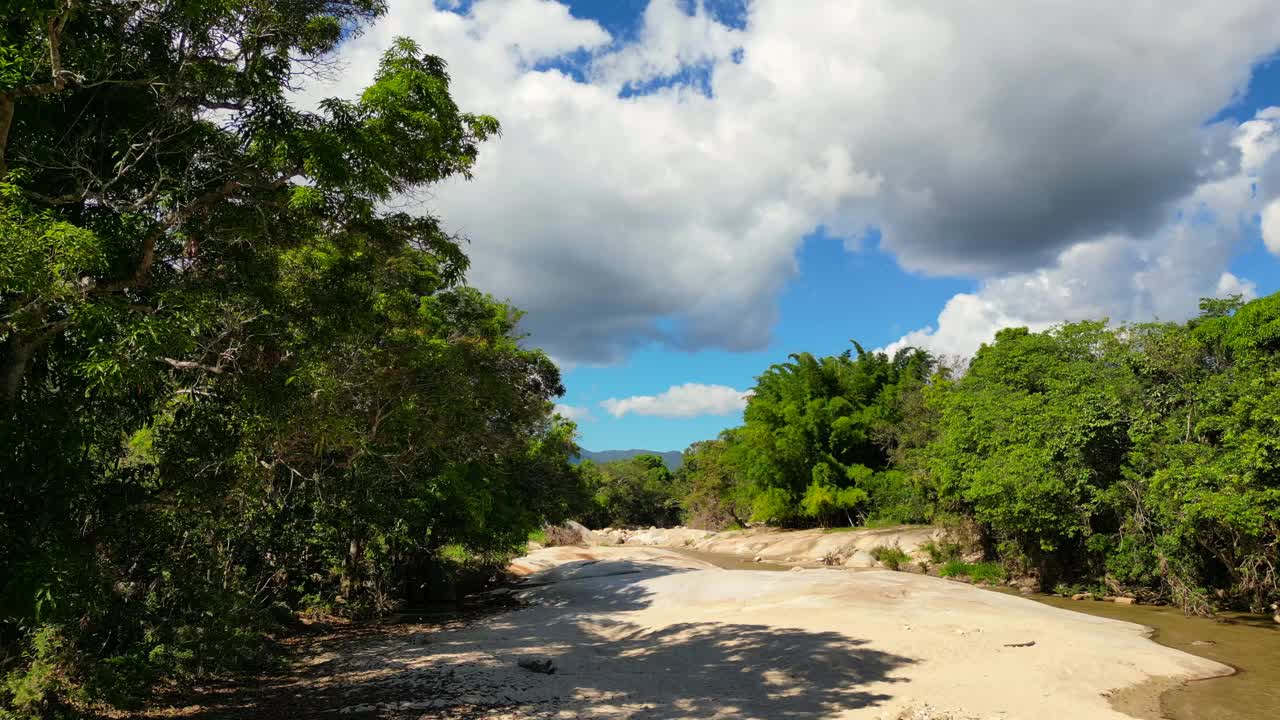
(342, 2), (1280, 453)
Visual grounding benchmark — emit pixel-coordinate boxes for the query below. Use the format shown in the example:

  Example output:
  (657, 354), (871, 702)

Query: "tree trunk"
(2, 334), (38, 403)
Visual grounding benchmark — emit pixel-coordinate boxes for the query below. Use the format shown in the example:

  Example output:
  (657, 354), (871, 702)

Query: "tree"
(582, 455), (684, 528)
(728, 344), (933, 525)
(678, 435), (749, 530)
(1, 3), (578, 714)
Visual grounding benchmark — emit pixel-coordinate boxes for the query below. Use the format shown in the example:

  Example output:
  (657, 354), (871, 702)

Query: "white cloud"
(885, 109), (1280, 359)
(601, 383), (750, 418)
(298, 1), (1280, 363)
(1262, 198), (1280, 255)
(553, 403), (595, 422)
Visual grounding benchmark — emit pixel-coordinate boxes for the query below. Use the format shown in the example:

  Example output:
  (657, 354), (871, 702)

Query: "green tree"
(728, 344), (933, 525)
(582, 455), (684, 528)
(678, 435), (749, 530)
(1, 2), (579, 714)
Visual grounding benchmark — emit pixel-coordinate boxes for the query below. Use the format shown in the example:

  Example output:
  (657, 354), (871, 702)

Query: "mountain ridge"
(574, 448), (683, 470)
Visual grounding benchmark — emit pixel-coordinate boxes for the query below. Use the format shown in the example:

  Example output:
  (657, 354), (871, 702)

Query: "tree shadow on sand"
(130, 561), (916, 719)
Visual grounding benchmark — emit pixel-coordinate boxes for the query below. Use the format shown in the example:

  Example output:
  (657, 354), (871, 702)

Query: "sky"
(301, 0), (1280, 452)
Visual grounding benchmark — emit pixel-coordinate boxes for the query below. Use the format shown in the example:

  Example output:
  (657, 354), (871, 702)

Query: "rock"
(1190, 640), (1216, 647)
(565, 520), (594, 543)
(517, 656), (557, 674)
(753, 555), (763, 562)
(1003, 640), (1036, 648)
(789, 566), (805, 572)
(1071, 593), (1091, 601)
(1113, 597), (1137, 605)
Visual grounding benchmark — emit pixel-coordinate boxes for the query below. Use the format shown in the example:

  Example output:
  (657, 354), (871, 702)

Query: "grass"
(527, 528), (547, 544)
(822, 520), (924, 534)
(870, 545), (912, 571)
(863, 517), (920, 530)
(939, 560), (1005, 584)
(920, 540), (965, 564)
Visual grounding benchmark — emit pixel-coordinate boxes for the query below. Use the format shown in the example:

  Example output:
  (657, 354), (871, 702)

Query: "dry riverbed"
(137, 543), (1234, 719)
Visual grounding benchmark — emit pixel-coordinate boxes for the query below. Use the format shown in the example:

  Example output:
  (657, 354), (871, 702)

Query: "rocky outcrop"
(587, 524), (949, 568)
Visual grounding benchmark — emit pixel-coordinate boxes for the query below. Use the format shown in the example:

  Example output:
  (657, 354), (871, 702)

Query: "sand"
(311, 545), (1230, 719)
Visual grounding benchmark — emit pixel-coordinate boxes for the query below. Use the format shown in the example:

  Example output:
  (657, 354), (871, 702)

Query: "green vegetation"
(578, 454), (685, 528)
(939, 562), (1006, 584)
(920, 541), (965, 565)
(870, 546), (911, 571)
(0, 3), (590, 716)
(675, 294), (1280, 614)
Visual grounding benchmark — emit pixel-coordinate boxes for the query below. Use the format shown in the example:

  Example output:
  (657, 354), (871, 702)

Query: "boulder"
(565, 520), (594, 544)
(1113, 597), (1137, 605)
(1070, 593), (1091, 601)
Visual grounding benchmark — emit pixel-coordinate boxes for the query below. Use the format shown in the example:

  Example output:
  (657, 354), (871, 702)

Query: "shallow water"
(674, 548), (1279, 720)
(1026, 595), (1279, 720)
(671, 547), (792, 571)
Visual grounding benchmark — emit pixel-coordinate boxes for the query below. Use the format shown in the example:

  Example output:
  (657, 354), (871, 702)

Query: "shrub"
(939, 561), (1006, 584)
(871, 545), (912, 571)
(541, 524), (586, 547)
(921, 540), (965, 565)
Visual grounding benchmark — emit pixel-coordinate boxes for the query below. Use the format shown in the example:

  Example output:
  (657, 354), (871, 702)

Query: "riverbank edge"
(554, 525), (1240, 720)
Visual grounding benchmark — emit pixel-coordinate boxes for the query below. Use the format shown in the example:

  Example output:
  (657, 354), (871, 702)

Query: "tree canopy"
(1, 2), (584, 715)
(675, 295), (1280, 614)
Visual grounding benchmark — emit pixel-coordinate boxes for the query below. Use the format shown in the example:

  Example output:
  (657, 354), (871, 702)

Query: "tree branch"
(162, 357), (224, 375)
(1, 1), (76, 175)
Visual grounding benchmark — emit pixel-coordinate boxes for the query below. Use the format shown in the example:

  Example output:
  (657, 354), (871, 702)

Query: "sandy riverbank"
(150, 544), (1229, 719)
(257, 544), (1225, 719)
(488, 545), (1232, 719)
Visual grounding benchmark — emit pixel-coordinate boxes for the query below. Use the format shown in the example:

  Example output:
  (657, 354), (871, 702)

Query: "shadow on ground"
(127, 562), (915, 719)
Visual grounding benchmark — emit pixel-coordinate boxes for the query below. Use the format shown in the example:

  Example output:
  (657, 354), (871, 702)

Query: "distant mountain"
(574, 449), (683, 470)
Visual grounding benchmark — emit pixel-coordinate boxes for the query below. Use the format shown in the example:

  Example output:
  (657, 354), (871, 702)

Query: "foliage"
(1, 3), (584, 714)
(673, 293), (1280, 614)
(720, 344), (936, 525)
(920, 541), (964, 565)
(870, 546), (911, 571)
(939, 561), (1006, 584)
(676, 436), (749, 530)
(579, 455), (685, 528)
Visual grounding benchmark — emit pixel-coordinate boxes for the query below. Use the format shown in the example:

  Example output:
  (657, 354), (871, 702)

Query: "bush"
(541, 524), (586, 547)
(871, 545), (912, 571)
(921, 540), (965, 565)
(939, 561), (1006, 584)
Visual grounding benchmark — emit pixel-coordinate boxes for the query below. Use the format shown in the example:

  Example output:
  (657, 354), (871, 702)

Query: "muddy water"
(671, 547), (792, 571)
(674, 548), (1279, 720)
(1027, 595), (1279, 720)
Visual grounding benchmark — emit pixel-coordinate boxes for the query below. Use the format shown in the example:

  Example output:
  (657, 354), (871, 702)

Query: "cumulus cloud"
(884, 109), (1280, 359)
(553, 403), (595, 422)
(298, 0), (1280, 363)
(601, 383), (750, 418)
